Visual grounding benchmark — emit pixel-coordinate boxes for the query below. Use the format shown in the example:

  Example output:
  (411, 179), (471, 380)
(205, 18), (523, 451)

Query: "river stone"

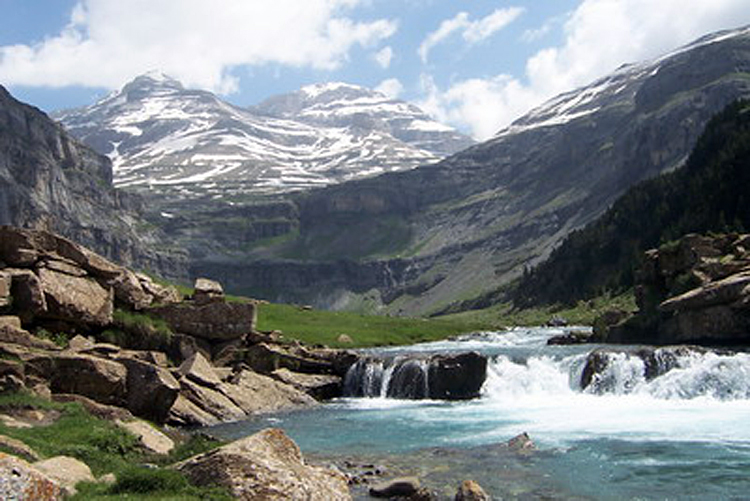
(33, 456), (95, 497)
(428, 352), (487, 400)
(455, 480), (490, 501)
(369, 476), (421, 498)
(178, 428), (351, 500)
(0, 452), (63, 500)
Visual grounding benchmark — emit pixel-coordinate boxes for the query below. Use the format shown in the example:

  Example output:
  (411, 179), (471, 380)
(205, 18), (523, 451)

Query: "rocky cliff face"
(599, 233), (750, 345)
(189, 26), (750, 315)
(0, 85), (184, 278)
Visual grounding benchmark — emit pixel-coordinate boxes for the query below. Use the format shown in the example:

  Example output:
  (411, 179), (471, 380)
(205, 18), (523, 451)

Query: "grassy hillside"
(257, 303), (492, 347)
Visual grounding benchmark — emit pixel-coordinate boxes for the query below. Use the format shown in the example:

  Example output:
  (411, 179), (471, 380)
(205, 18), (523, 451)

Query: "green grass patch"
(0, 391), (230, 500)
(442, 291), (637, 329)
(257, 303), (492, 348)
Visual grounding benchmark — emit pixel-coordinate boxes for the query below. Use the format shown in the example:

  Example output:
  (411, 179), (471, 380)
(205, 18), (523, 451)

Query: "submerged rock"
(455, 479), (490, 501)
(369, 476), (421, 498)
(178, 428), (351, 500)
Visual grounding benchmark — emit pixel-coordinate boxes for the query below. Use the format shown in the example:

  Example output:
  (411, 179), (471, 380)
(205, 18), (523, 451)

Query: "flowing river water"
(208, 328), (750, 499)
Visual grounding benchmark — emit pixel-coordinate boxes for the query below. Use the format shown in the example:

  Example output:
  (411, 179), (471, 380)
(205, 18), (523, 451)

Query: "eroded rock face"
(178, 428), (351, 501)
(37, 267), (113, 327)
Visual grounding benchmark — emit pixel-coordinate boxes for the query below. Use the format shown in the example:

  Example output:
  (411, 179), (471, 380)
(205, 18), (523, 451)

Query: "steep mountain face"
(0, 85), (185, 278)
(57, 75), (473, 198)
(184, 26), (750, 315)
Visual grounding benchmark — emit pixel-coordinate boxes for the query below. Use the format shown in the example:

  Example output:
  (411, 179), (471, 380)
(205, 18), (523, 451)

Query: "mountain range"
(56, 74), (474, 198)
(180, 26), (750, 316)
(14, 25), (750, 317)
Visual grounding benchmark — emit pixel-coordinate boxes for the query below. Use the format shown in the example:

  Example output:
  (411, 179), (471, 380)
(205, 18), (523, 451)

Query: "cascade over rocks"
(596, 233), (750, 345)
(344, 352), (487, 400)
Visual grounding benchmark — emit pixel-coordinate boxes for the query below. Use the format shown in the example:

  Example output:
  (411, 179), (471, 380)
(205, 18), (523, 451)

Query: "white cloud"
(374, 46), (394, 69)
(375, 77), (404, 98)
(422, 0), (750, 140)
(0, 0), (397, 93)
(418, 7), (523, 63)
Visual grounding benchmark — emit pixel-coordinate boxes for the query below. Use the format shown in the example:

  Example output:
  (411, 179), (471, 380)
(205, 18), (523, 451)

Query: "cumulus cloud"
(418, 7), (524, 63)
(374, 46), (394, 68)
(375, 77), (404, 98)
(424, 0), (750, 140)
(0, 0), (397, 93)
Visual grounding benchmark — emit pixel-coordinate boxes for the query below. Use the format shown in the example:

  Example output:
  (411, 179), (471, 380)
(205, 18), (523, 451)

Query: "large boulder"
(118, 357), (180, 423)
(37, 267), (113, 327)
(220, 369), (316, 414)
(117, 419), (175, 455)
(168, 394), (219, 427)
(178, 378), (246, 422)
(178, 428), (351, 500)
(178, 352), (222, 388)
(428, 352), (487, 400)
(244, 343), (339, 375)
(33, 456), (95, 497)
(7, 269), (47, 322)
(193, 277), (224, 305)
(0, 452), (63, 500)
(150, 301), (257, 341)
(271, 368), (342, 400)
(49, 354), (127, 406)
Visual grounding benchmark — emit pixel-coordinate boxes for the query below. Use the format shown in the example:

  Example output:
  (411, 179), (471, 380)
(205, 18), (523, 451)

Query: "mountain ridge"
(56, 75), (474, 198)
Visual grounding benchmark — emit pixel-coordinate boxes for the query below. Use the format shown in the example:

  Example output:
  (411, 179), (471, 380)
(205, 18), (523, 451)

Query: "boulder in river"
(178, 427), (351, 500)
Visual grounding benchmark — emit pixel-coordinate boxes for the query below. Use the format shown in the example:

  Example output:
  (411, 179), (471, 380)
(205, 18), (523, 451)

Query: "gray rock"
(37, 267), (113, 327)
(178, 428), (351, 500)
(0, 435), (40, 462)
(150, 301), (256, 341)
(33, 456), (95, 497)
(455, 480), (490, 501)
(178, 352), (222, 388)
(193, 277), (224, 305)
(271, 368), (342, 400)
(50, 354), (127, 406)
(369, 476), (421, 498)
(118, 357), (180, 423)
(0, 452), (63, 500)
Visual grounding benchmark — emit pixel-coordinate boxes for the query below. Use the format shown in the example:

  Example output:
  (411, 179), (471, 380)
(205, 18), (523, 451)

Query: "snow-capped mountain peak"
(56, 73), (474, 199)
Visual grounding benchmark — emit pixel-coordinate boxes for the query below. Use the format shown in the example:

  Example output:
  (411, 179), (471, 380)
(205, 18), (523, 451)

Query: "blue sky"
(1, 0), (749, 139)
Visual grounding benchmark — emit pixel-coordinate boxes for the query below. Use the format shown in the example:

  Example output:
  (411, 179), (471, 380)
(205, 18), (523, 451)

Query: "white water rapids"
(210, 328), (750, 499)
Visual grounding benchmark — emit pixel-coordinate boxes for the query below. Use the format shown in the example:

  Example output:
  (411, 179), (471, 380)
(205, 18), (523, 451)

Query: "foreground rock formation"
(178, 428), (351, 500)
(596, 233), (750, 345)
(0, 226), (355, 426)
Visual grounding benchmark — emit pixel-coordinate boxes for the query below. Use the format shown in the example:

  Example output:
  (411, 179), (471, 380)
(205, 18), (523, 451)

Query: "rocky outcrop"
(150, 300), (257, 342)
(597, 233), (750, 344)
(0, 226), (181, 330)
(0, 85), (185, 279)
(177, 428), (351, 500)
(271, 368), (341, 400)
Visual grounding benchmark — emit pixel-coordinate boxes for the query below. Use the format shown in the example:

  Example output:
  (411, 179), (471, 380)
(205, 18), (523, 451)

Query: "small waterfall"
(344, 357), (430, 399)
